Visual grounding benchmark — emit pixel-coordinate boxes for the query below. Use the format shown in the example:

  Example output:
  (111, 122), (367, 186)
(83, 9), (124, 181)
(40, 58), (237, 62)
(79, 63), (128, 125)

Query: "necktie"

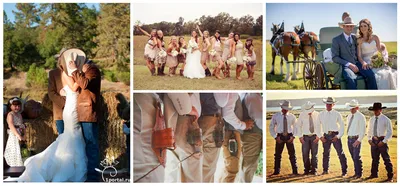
(348, 35), (352, 45)
(373, 117), (378, 137)
(283, 114), (288, 135)
(347, 114), (354, 133)
(309, 114), (314, 133)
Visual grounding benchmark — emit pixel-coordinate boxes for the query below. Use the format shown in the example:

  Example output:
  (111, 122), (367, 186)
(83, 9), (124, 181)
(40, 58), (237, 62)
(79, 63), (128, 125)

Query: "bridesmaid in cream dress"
(166, 36), (180, 76)
(233, 33), (244, 80)
(177, 37), (187, 76)
(197, 25), (212, 76)
(136, 25), (158, 75)
(244, 38), (257, 80)
(209, 30), (225, 79)
(221, 32), (235, 77)
(155, 30), (167, 76)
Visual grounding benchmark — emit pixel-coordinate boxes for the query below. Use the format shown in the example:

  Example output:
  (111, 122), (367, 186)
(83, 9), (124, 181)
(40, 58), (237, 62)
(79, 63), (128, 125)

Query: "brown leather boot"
(215, 68), (223, 79)
(212, 68), (217, 76)
(180, 69), (184, 76)
(160, 64), (166, 76)
(169, 67), (174, 76)
(225, 63), (231, 78)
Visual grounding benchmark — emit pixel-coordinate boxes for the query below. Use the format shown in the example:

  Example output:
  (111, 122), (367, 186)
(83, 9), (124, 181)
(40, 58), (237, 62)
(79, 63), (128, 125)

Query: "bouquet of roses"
(227, 57), (237, 65)
(180, 48), (187, 54)
(243, 56), (251, 62)
(158, 50), (167, 58)
(209, 49), (217, 56)
(171, 49), (179, 57)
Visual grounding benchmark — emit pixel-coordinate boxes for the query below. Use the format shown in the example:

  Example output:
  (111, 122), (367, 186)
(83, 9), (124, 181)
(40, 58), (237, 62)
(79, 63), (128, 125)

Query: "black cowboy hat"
(368, 102), (387, 111)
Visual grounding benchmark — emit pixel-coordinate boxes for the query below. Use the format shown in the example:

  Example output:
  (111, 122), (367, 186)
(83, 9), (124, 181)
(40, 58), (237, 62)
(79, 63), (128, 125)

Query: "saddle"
(151, 102), (176, 167)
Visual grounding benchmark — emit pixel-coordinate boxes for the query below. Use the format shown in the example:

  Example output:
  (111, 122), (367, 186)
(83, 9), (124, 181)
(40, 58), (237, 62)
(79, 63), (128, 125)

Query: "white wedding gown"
(361, 40), (397, 90)
(183, 39), (205, 79)
(18, 85), (87, 182)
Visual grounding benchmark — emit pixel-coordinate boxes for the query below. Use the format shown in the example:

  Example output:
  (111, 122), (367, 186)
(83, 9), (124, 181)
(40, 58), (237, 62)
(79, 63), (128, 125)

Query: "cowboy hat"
(368, 102), (387, 111)
(302, 101), (315, 114)
(279, 100), (293, 110)
(322, 97), (338, 104)
(58, 48), (86, 76)
(345, 99), (360, 110)
(339, 17), (356, 28)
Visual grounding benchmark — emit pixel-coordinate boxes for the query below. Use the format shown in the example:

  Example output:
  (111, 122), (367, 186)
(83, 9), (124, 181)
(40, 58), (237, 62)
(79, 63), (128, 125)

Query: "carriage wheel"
(303, 60), (316, 90)
(314, 63), (326, 89)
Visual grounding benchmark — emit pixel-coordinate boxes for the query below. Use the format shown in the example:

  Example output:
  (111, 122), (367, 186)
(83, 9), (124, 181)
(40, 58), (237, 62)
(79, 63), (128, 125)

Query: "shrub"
(103, 70), (117, 82)
(116, 71), (130, 85)
(26, 63), (48, 88)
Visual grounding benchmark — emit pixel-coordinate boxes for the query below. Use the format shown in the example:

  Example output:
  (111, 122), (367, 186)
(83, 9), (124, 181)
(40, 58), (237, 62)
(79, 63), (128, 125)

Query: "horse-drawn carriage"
(270, 22), (396, 90)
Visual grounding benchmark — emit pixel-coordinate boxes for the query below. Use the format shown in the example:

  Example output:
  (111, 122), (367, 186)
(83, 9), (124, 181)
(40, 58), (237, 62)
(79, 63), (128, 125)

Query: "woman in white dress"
(183, 30), (206, 79)
(357, 19), (397, 90)
(18, 62), (87, 182)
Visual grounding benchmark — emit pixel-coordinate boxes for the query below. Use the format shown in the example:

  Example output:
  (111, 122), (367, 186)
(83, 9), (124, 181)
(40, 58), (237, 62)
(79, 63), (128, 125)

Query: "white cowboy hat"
(339, 17), (356, 28)
(302, 101), (315, 114)
(345, 99), (360, 110)
(279, 100), (293, 110)
(58, 48), (86, 76)
(322, 97), (338, 104)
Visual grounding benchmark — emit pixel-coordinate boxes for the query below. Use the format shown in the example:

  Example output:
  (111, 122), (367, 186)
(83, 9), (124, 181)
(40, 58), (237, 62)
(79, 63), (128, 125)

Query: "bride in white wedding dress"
(183, 31), (206, 79)
(357, 19), (397, 90)
(18, 70), (87, 182)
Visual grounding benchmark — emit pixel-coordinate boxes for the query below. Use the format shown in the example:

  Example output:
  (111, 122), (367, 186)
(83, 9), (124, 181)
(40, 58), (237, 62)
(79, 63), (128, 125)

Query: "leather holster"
(213, 116), (225, 148)
(152, 102), (176, 167)
(186, 117), (203, 153)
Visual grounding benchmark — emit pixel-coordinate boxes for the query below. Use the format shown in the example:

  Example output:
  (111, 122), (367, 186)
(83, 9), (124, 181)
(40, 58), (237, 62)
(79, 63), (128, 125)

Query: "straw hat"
(302, 101), (315, 114)
(322, 97), (338, 104)
(279, 100), (293, 110)
(345, 99), (360, 110)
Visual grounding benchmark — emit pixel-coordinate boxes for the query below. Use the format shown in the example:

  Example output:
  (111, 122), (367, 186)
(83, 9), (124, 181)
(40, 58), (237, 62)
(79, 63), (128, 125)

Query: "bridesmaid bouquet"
(209, 49), (217, 56)
(171, 50), (179, 57)
(243, 56), (251, 62)
(158, 50), (167, 58)
(180, 48), (187, 54)
(227, 57), (237, 64)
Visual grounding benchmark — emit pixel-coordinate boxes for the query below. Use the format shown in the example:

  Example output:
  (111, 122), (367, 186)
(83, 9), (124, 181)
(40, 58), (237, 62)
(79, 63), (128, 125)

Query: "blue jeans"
(348, 137), (362, 176)
(81, 122), (99, 182)
(302, 135), (319, 173)
(55, 120), (64, 134)
(322, 133), (348, 174)
(371, 138), (393, 178)
(342, 62), (377, 90)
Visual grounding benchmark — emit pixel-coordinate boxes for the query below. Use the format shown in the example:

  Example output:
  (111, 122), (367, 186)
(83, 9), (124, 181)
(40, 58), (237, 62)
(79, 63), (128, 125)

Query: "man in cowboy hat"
(66, 48), (102, 182)
(295, 101), (321, 175)
(331, 16), (377, 90)
(48, 48), (67, 134)
(319, 97), (348, 177)
(367, 102), (393, 182)
(269, 100), (298, 175)
(345, 99), (366, 179)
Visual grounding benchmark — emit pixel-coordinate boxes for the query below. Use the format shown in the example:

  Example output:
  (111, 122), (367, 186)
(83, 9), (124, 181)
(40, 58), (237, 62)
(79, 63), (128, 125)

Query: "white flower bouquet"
(209, 49), (217, 56)
(158, 50), (167, 58)
(227, 57), (237, 64)
(243, 56), (251, 62)
(180, 48), (187, 54)
(171, 50), (179, 57)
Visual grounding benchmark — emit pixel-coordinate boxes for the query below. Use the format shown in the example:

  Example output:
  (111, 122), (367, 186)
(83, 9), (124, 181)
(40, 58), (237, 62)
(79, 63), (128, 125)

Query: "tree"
(94, 3), (130, 71)
(173, 17), (184, 36)
(13, 3), (39, 28)
(4, 11), (16, 70)
(253, 15), (263, 36)
(238, 15), (254, 35)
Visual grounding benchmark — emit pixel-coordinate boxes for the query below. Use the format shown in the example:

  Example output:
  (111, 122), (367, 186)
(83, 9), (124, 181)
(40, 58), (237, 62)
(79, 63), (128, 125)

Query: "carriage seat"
(4, 166), (25, 178)
(322, 48), (366, 89)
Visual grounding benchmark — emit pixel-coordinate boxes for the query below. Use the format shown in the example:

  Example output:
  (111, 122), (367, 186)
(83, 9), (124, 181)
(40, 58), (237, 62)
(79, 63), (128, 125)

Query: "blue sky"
(266, 3), (397, 42)
(4, 3), (100, 24)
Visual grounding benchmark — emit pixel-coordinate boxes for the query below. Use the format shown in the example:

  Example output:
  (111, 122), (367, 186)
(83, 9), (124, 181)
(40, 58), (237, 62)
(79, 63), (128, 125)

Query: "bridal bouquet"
(227, 57), (237, 65)
(171, 50), (179, 57)
(158, 50), (167, 58)
(371, 53), (393, 68)
(180, 48), (187, 54)
(188, 41), (198, 49)
(209, 49), (217, 56)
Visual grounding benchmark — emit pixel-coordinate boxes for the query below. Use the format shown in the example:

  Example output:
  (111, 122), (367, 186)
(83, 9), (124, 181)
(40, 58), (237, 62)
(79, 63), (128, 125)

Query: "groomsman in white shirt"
(367, 102), (393, 182)
(269, 100), (298, 175)
(345, 99), (366, 179)
(295, 101), (321, 176)
(319, 97), (348, 177)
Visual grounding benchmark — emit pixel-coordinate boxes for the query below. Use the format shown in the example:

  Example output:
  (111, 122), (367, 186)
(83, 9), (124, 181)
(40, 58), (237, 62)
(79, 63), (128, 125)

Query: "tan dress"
(166, 45), (179, 68)
(210, 39), (222, 62)
(201, 38), (210, 62)
(222, 39), (231, 61)
(177, 46), (187, 64)
(144, 38), (157, 61)
(245, 47), (257, 66)
(235, 41), (244, 65)
(155, 40), (167, 65)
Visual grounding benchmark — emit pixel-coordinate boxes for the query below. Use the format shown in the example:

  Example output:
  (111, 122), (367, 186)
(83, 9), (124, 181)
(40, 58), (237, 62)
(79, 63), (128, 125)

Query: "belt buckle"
(282, 133), (288, 136)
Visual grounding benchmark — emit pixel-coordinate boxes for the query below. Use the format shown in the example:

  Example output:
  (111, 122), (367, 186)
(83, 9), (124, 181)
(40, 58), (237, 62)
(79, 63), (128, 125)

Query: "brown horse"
(294, 24), (319, 60)
(270, 23), (301, 82)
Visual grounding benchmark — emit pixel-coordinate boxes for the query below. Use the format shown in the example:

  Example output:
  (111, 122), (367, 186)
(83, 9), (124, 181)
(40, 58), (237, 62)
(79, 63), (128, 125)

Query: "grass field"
(266, 108), (397, 183)
(134, 35), (263, 90)
(266, 41), (398, 90)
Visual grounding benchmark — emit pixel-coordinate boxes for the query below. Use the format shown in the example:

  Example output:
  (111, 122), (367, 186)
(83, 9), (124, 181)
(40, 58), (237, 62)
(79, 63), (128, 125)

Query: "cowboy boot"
(169, 67), (174, 76)
(214, 68), (222, 80)
(205, 68), (212, 77)
(151, 68), (156, 76)
(159, 64), (165, 76)
(172, 67), (177, 75)
(212, 68), (217, 76)
(225, 62), (231, 78)
(180, 69), (184, 76)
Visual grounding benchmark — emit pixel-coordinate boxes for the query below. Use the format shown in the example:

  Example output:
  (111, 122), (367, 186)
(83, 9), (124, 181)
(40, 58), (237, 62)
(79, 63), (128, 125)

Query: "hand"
(275, 137), (283, 144)
(188, 106), (199, 121)
(352, 140), (361, 148)
(68, 60), (77, 71)
(332, 136), (338, 142)
(377, 141), (385, 147)
(59, 89), (66, 96)
(313, 136), (320, 144)
(320, 136), (327, 143)
(82, 64), (90, 73)
(288, 136), (294, 143)
(361, 61), (369, 70)
(348, 63), (359, 73)
(244, 120), (254, 130)
(368, 140), (375, 146)
(299, 137), (305, 144)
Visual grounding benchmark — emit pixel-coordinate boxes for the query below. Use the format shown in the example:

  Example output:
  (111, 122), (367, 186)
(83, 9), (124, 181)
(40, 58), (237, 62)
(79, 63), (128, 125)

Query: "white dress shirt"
(167, 93), (201, 116)
(346, 111), (366, 142)
(367, 114), (393, 143)
(270, 112), (296, 139)
(318, 109), (345, 138)
(295, 111), (322, 138)
(243, 93), (263, 130)
(218, 93), (246, 130)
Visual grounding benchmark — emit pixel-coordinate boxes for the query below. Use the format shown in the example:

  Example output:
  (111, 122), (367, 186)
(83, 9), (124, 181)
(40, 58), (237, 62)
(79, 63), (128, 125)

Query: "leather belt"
(372, 136), (385, 140)
(201, 113), (221, 117)
(328, 131), (339, 135)
(278, 133), (292, 137)
(348, 135), (359, 139)
(304, 134), (316, 137)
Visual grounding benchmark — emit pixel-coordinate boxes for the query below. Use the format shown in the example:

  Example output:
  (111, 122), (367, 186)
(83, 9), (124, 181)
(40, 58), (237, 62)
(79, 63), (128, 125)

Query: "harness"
(270, 33), (300, 56)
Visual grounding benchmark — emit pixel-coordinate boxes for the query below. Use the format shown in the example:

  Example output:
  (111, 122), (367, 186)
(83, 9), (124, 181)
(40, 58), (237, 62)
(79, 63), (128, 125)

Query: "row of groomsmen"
(269, 97), (394, 182)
